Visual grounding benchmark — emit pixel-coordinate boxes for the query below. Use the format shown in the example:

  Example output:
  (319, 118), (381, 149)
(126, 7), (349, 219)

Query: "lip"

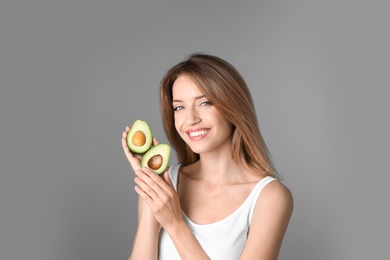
(185, 128), (210, 141)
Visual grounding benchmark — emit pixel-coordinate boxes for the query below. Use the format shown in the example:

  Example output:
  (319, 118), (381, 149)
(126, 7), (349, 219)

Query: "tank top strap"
(167, 164), (181, 191)
(248, 176), (277, 224)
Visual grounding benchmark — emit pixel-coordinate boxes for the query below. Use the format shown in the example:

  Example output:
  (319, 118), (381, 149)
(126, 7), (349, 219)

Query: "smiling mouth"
(188, 129), (209, 137)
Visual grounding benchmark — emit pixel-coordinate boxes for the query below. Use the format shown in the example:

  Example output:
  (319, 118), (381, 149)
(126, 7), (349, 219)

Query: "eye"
(173, 105), (184, 111)
(200, 101), (212, 106)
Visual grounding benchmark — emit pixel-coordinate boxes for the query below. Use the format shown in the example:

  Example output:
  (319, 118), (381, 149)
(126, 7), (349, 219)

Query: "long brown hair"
(159, 53), (278, 178)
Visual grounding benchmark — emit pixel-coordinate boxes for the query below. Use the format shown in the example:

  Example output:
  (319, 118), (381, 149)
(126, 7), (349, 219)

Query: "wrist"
(166, 217), (190, 240)
(140, 208), (160, 229)
(165, 219), (210, 260)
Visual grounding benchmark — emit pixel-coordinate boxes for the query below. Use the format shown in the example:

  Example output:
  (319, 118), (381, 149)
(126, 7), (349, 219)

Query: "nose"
(185, 107), (201, 126)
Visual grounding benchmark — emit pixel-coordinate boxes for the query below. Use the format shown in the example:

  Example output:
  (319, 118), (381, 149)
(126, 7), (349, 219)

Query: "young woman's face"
(172, 74), (233, 154)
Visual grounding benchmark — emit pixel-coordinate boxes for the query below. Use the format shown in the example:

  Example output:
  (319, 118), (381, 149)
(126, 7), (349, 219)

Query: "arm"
(122, 127), (160, 260)
(240, 181), (294, 260)
(134, 168), (211, 260)
(128, 195), (160, 260)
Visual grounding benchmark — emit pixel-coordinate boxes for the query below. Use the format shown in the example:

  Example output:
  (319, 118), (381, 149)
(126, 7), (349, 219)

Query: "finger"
(134, 176), (158, 198)
(122, 128), (129, 150)
(122, 132), (134, 160)
(135, 168), (166, 193)
(122, 127), (130, 143)
(153, 138), (159, 146)
(138, 167), (171, 191)
(134, 173), (163, 204)
(135, 168), (174, 205)
(134, 185), (155, 206)
(134, 175), (173, 215)
(122, 128), (142, 171)
(122, 128), (141, 159)
(162, 171), (173, 187)
(122, 126), (130, 141)
(138, 167), (175, 198)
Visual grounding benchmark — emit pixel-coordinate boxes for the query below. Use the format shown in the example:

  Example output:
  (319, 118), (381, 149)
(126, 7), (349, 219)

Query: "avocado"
(126, 119), (153, 154)
(141, 143), (171, 174)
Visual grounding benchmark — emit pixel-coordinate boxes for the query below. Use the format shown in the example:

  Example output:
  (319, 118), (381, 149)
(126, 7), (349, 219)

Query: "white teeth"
(189, 130), (208, 137)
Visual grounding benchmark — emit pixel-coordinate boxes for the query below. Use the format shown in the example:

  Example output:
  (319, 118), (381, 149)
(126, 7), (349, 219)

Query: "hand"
(122, 126), (158, 172)
(134, 167), (183, 232)
(123, 126), (161, 234)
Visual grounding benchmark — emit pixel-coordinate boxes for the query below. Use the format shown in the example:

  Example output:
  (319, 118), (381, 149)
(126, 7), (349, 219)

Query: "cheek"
(218, 118), (234, 135)
(175, 122), (187, 141)
(173, 114), (182, 132)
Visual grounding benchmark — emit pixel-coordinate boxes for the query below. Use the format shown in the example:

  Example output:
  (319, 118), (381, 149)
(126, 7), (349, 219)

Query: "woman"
(122, 53), (293, 259)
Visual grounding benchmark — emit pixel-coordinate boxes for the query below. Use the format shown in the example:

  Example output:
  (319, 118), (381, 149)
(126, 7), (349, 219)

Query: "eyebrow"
(172, 95), (206, 103)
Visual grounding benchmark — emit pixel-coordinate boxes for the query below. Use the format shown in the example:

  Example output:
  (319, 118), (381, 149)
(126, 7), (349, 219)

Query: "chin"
(187, 144), (213, 155)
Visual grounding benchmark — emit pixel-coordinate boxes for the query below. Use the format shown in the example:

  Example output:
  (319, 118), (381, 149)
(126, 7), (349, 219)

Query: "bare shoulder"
(241, 179), (293, 258)
(252, 179), (294, 226)
(260, 179), (294, 208)
(178, 162), (201, 180)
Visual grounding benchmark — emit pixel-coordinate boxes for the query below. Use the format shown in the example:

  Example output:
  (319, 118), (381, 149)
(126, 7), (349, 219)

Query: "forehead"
(172, 74), (204, 98)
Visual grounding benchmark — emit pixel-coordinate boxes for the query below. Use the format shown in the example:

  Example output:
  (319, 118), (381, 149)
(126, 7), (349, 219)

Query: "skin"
(122, 75), (293, 260)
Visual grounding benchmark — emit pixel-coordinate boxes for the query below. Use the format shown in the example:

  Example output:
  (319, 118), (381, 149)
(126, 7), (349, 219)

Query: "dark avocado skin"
(141, 143), (171, 174)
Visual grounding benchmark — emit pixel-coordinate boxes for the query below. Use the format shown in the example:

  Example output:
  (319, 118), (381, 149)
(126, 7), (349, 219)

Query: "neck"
(195, 143), (243, 185)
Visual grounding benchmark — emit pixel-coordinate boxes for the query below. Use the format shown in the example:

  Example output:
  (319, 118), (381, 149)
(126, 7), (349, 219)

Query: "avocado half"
(126, 119), (153, 154)
(141, 143), (171, 174)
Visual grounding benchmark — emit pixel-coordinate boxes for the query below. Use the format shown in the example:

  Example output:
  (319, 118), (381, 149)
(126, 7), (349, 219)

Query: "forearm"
(167, 220), (210, 260)
(129, 222), (159, 260)
(129, 198), (160, 260)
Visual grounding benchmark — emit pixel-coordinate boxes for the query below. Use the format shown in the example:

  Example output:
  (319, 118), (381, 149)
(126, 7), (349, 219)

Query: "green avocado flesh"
(141, 143), (171, 174)
(126, 119), (153, 154)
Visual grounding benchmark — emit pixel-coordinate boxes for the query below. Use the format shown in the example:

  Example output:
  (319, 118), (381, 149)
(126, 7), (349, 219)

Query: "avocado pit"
(126, 119), (153, 154)
(132, 131), (146, 146)
(141, 143), (171, 174)
(148, 154), (163, 170)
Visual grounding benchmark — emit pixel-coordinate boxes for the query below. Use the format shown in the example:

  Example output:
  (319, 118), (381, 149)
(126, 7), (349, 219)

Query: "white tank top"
(158, 164), (277, 260)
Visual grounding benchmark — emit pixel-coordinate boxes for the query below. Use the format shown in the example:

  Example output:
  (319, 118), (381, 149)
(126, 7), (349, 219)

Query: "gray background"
(1, 0), (389, 259)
